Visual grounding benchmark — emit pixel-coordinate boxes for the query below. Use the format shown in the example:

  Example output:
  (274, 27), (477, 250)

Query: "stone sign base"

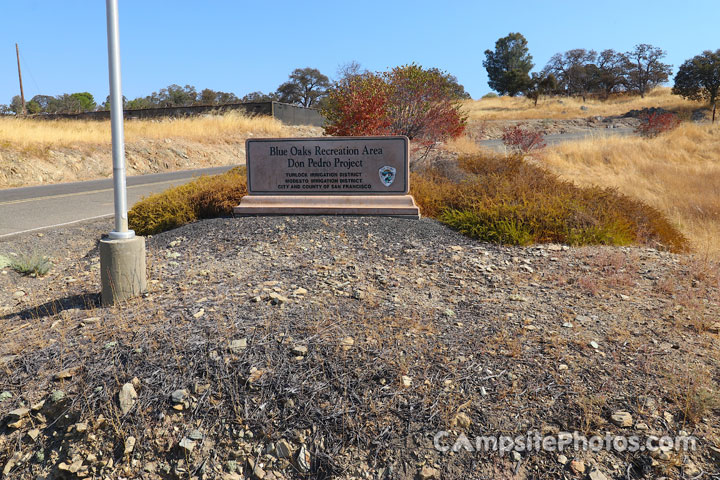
(234, 195), (420, 218)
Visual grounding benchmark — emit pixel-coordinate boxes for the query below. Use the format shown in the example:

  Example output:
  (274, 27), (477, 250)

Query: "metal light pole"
(106, 0), (133, 239)
(100, 0), (146, 305)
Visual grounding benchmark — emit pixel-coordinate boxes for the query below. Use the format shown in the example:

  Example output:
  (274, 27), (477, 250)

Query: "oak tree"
(672, 49), (720, 123)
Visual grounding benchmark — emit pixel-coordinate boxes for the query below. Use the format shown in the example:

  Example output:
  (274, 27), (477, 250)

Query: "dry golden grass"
(0, 112), (289, 149)
(443, 135), (482, 155)
(542, 122), (720, 257)
(464, 88), (701, 121)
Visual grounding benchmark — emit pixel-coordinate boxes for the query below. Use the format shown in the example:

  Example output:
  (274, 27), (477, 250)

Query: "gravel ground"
(1, 216), (719, 479)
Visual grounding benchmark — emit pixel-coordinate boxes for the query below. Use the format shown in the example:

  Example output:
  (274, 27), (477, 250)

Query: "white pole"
(105, 0), (134, 240)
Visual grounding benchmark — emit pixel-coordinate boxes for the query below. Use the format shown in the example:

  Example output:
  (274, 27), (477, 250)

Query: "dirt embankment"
(0, 125), (322, 189)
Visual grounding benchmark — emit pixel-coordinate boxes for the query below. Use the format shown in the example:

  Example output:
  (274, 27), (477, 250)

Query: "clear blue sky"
(1, 0), (718, 104)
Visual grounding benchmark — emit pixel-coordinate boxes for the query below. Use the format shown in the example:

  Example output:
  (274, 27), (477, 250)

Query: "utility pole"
(15, 43), (26, 115)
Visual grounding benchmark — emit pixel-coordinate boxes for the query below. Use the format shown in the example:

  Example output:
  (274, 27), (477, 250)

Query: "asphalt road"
(478, 127), (634, 152)
(0, 166), (235, 238)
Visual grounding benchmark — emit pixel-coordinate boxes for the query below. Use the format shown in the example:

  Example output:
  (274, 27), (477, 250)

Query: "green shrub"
(481, 92), (499, 99)
(5, 252), (53, 276)
(129, 166), (247, 235)
(411, 153), (687, 251)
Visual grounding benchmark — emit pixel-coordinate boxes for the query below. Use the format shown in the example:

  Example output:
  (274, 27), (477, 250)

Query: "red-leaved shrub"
(635, 112), (681, 138)
(501, 124), (546, 155)
(322, 65), (467, 157)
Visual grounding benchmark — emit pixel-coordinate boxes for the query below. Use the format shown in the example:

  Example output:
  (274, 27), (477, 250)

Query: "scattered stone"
(292, 287), (308, 296)
(275, 439), (293, 459)
(297, 445), (311, 473)
(124, 436), (136, 455)
(509, 295), (529, 302)
(7, 407), (29, 421)
(401, 375), (412, 387)
(451, 412), (472, 429)
(340, 336), (354, 351)
(2, 452), (21, 476)
(683, 461), (700, 476)
(570, 459), (585, 474)
(635, 422), (649, 431)
(247, 457), (266, 479)
(709, 322), (720, 334)
(12, 290), (26, 298)
(589, 469), (610, 480)
(179, 437), (196, 453)
(663, 411), (674, 424)
(443, 308), (455, 317)
(562, 322), (573, 328)
(0, 391), (11, 402)
(75, 422), (88, 433)
(419, 465), (440, 479)
(611, 411), (633, 427)
(292, 345), (308, 356)
(557, 364), (569, 371)
(268, 292), (289, 305)
(188, 429), (203, 441)
(118, 383), (138, 415)
(27, 428), (41, 441)
(193, 308), (205, 318)
(589, 341), (600, 349)
(54, 366), (80, 380)
(171, 389), (189, 404)
(229, 338), (247, 353)
(557, 454), (568, 465)
(511, 451), (522, 462)
(247, 367), (266, 384)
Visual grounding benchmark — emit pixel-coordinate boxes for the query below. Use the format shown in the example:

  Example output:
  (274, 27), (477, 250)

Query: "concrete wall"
(271, 102), (324, 127)
(29, 101), (325, 127)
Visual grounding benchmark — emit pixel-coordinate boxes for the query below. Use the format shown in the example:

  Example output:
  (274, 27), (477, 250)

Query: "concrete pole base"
(100, 236), (147, 306)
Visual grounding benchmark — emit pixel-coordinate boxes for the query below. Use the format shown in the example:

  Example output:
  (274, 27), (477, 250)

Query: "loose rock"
(118, 383), (138, 415)
(611, 411), (633, 427)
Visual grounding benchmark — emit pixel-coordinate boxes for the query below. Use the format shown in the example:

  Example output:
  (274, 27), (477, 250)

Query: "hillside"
(0, 114), (321, 189)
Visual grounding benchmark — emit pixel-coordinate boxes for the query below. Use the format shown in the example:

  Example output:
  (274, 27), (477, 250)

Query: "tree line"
(483, 33), (720, 122)
(0, 63), (469, 116)
(2, 45), (717, 122)
(483, 33), (674, 101)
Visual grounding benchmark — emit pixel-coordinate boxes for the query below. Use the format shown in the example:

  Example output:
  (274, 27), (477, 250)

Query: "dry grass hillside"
(0, 113), (320, 188)
(464, 87), (701, 120)
(541, 122), (720, 257)
(0, 112), (288, 149)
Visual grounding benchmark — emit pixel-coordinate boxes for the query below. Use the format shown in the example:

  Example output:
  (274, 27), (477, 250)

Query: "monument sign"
(234, 136), (420, 217)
